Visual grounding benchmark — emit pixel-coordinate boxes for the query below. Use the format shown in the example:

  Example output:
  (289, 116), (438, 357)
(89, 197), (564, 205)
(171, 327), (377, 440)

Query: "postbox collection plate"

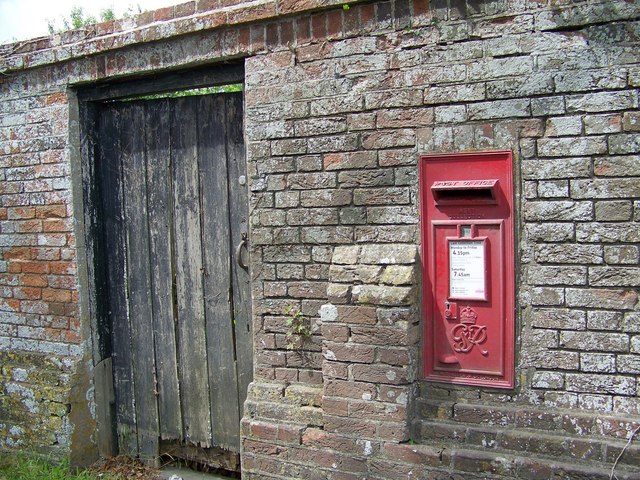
(419, 151), (515, 389)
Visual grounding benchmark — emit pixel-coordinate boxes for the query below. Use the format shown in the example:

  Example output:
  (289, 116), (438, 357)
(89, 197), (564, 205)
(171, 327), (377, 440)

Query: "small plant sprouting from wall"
(284, 305), (312, 350)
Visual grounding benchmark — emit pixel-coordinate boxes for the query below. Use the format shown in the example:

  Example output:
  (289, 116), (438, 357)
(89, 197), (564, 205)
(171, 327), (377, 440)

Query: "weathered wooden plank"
(198, 93), (239, 451)
(78, 64), (244, 103)
(121, 102), (160, 463)
(93, 357), (116, 457)
(145, 99), (182, 441)
(171, 96), (212, 446)
(225, 92), (253, 423)
(98, 104), (138, 456)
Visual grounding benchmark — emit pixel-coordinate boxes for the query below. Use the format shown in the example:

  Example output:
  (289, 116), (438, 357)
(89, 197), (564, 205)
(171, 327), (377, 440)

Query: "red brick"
(48, 302), (66, 316)
(20, 300), (49, 315)
(298, 368), (322, 384)
(4, 247), (33, 260)
(321, 324), (349, 342)
(376, 422), (410, 442)
(7, 262), (22, 273)
(33, 248), (61, 261)
(242, 439), (288, 457)
(326, 9), (342, 37)
(413, 0), (430, 16)
(195, 0), (216, 13)
(302, 428), (358, 452)
(336, 305), (377, 324)
(324, 341), (375, 363)
(239, 25), (250, 50)
(382, 443), (443, 466)
(8, 207), (35, 220)
(45, 92), (66, 106)
(12, 287), (41, 300)
(153, 6), (175, 21)
(324, 414), (376, 436)
(295, 16), (311, 43)
(42, 288), (72, 303)
(266, 22), (279, 48)
(175, 1), (195, 16)
(48, 262), (75, 276)
(325, 379), (376, 400)
(360, 3), (375, 28)
(311, 12), (326, 40)
(227, 2), (277, 24)
(351, 364), (409, 385)
(280, 19), (294, 46)
(277, 423), (304, 444)
(378, 347), (410, 366)
(21, 274), (48, 287)
(280, 0), (323, 14)
(249, 420), (278, 441)
(274, 367), (298, 381)
(250, 24), (265, 51)
(19, 261), (49, 274)
(349, 399), (407, 421)
(323, 360), (348, 379)
(14, 220), (42, 233)
(35, 205), (67, 219)
(135, 10), (154, 27)
(323, 396), (349, 415)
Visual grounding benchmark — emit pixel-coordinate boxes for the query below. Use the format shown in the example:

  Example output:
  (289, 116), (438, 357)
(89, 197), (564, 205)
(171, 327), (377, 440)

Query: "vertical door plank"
(146, 100), (182, 440)
(225, 92), (254, 423)
(199, 94), (239, 451)
(98, 104), (138, 456)
(172, 97), (212, 446)
(121, 102), (160, 463)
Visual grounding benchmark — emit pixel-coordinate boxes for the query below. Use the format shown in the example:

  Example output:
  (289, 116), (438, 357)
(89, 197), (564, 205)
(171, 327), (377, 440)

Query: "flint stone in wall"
(352, 285), (413, 307)
(525, 223), (575, 242)
(332, 245), (360, 265)
(522, 158), (591, 180)
(594, 156), (639, 176)
(576, 223), (640, 243)
(572, 179), (640, 199)
(566, 91), (638, 113)
(595, 201), (633, 221)
(560, 331), (628, 353)
(530, 308), (586, 330)
(531, 371), (565, 389)
(360, 244), (417, 265)
(524, 201), (593, 221)
(588, 267), (640, 287)
(329, 265), (383, 284)
(537, 136), (607, 157)
(580, 353), (616, 373)
(380, 266), (415, 286)
(587, 311), (624, 331)
(565, 288), (638, 310)
(526, 265), (587, 286)
(584, 113), (622, 134)
(534, 244), (603, 264)
(565, 374), (636, 396)
(609, 133), (640, 154)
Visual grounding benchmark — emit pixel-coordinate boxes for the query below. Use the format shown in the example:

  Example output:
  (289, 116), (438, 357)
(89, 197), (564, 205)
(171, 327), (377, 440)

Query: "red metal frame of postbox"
(419, 151), (515, 389)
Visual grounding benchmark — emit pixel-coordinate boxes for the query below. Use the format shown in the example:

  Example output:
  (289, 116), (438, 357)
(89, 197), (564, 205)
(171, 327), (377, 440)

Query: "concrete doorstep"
(160, 466), (234, 480)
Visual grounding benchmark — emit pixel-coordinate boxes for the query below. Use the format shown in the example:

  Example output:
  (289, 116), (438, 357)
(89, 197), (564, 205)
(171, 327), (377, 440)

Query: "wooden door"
(93, 91), (252, 466)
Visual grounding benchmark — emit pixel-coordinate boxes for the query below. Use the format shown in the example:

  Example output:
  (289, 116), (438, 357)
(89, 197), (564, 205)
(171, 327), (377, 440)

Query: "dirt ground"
(91, 456), (162, 480)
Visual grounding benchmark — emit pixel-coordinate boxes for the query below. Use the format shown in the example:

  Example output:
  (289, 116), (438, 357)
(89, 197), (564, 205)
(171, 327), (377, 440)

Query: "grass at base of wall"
(0, 453), (123, 480)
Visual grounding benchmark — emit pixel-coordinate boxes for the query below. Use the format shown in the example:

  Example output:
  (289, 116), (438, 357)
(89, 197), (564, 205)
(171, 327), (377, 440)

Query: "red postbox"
(420, 151), (515, 389)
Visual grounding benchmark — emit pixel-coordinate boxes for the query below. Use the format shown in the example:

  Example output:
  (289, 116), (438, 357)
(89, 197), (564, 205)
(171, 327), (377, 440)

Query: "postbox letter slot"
(431, 179), (499, 205)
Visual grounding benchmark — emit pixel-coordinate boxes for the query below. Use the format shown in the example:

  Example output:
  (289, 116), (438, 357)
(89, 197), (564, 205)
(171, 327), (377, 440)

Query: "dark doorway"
(80, 66), (252, 470)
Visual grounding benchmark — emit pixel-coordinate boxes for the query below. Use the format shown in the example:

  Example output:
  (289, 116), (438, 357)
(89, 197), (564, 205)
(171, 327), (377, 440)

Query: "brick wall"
(0, 0), (638, 477)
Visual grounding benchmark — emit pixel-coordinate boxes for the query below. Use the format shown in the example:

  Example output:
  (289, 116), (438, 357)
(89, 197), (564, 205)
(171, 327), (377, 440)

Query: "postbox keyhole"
(444, 301), (458, 321)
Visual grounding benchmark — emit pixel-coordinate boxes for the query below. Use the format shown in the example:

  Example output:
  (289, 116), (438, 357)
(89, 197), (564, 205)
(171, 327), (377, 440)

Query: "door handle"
(236, 232), (249, 270)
